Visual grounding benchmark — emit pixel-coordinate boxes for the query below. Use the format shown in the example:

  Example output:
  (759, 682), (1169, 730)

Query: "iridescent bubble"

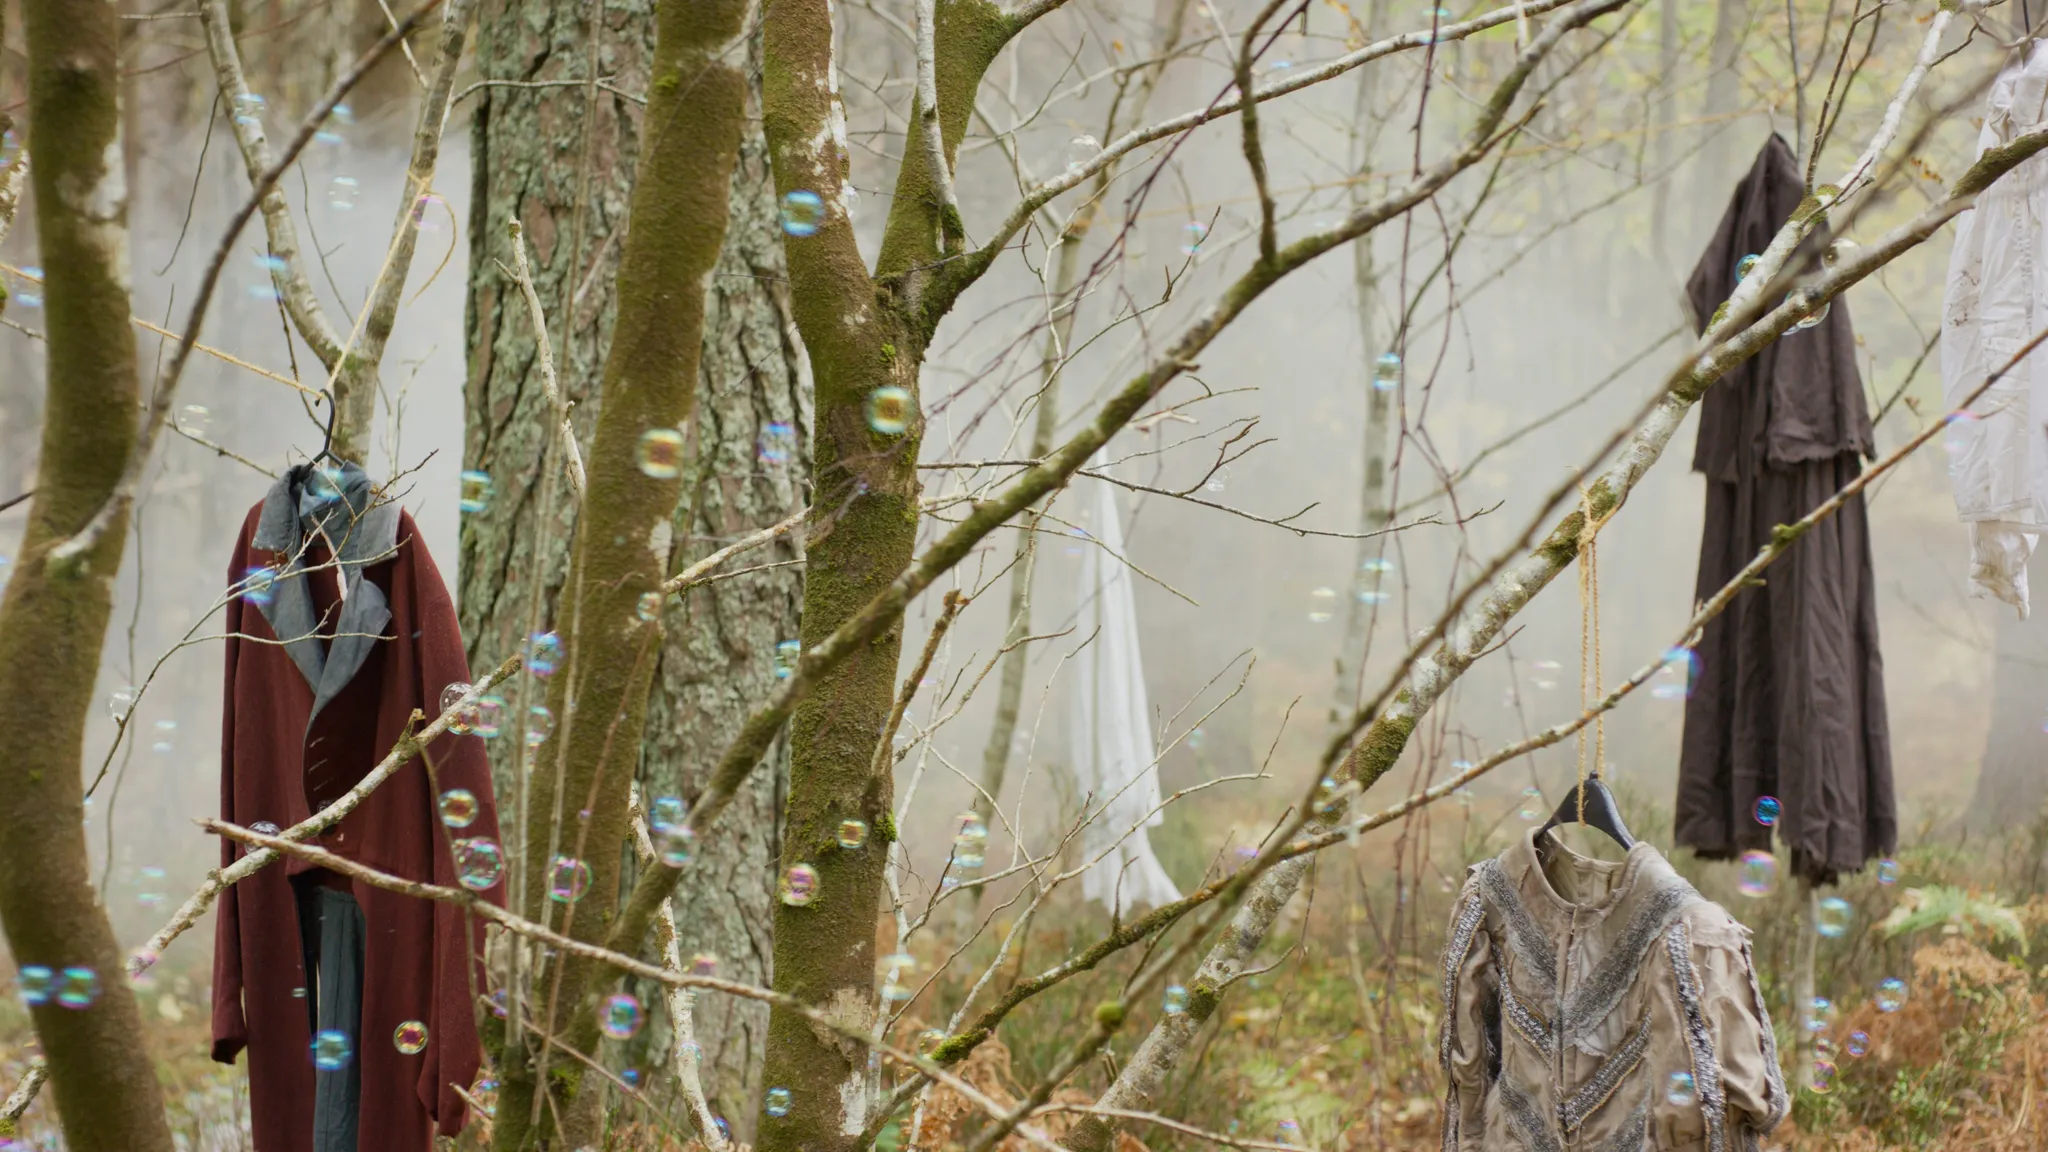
(952, 812), (989, 870)
(637, 428), (685, 478)
(1205, 466), (1230, 493)
(327, 175), (360, 211)
(526, 631), (562, 676)
(1180, 221), (1207, 256)
(780, 190), (825, 236)
(393, 1020), (429, 1054)
(774, 639), (800, 680)
(54, 972), (99, 1014)
(1518, 786), (1542, 822)
(180, 404), (213, 434)
(548, 856), (591, 903)
(650, 796), (686, 833)
(458, 471), (494, 514)
(880, 951), (915, 1001)
(622, 1067), (640, 1086)
(601, 993), (643, 1039)
(1187, 728), (1206, 750)
(1064, 135), (1101, 174)
(1307, 587), (1337, 623)
(137, 866), (167, 907)
(916, 1028), (946, 1055)
(1665, 1070), (1697, 1106)
(837, 819), (869, 849)
(1787, 289), (1831, 332)
(765, 1087), (793, 1118)
(472, 695), (506, 739)
(0, 128), (19, 168)
(1806, 997), (1833, 1033)
(636, 590), (664, 623)
(1373, 352), (1402, 391)
(1817, 896), (1852, 938)
(1314, 776), (1344, 815)
(1529, 660), (1562, 691)
(1737, 850), (1778, 897)
(1162, 985), (1189, 1014)
(1846, 1030), (1870, 1057)
(865, 386), (913, 435)
(1276, 1119), (1302, 1147)
(410, 192), (449, 233)
(1875, 976), (1907, 1013)
(758, 421), (797, 464)
(107, 686), (137, 722)
(1810, 1058), (1837, 1094)
(524, 705), (554, 748)
(1651, 646), (1699, 700)
(242, 565), (280, 608)
(780, 862), (819, 906)
(1876, 857), (1899, 885)
(130, 949), (160, 980)
(250, 821), (281, 836)
(1734, 253), (1760, 283)
(660, 825), (698, 867)
(438, 682), (476, 734)
(18, 966), (51, 1007)
(689, 953), (719, 978)
(1753, 795), (1781, 827)
(231, 92), (267, 126)
(455, 838), (504, 890)
(311, 1030), (353, 1070)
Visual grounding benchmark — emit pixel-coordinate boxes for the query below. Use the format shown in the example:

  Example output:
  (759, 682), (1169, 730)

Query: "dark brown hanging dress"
(1674, 134), (1897, 884)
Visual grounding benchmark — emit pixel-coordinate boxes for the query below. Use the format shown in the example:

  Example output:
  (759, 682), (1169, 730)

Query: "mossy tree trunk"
(0, 1), (175, 1148)
(464, 0), (804, 1135)
(751, 1), (1011, 1149)
(480, 0), (753, 1144)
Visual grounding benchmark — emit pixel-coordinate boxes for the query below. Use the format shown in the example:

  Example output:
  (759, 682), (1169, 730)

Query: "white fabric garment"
(1941, 40), (2048, 618)
(1068, 462), (1182, 911)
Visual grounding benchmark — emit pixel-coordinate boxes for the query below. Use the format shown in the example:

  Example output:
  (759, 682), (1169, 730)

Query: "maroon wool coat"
(211, 466), (503, 1151)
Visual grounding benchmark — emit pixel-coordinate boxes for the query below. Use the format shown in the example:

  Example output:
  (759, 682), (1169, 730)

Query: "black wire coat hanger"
(1537, 772), (1637, 850)
(311, 388), (340, 470)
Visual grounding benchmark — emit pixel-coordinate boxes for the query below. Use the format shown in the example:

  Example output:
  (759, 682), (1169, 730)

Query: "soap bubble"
(1180, 221), (1207, 255)
(1205, 466), (1229, 493)
(1876, 857), (1899, 885)
(250, 821), (281, 836)
(1734, 253), (1760, 282)
(1651, 647), (1699, 700)
(650, 796), (685, 833)
(0, 128), (18, 168)
(865, 386), (912, 435)
(637, 428), (685, 478)
(1737, 850), (1778, 897)
(1787, 289), (1831, 331)
(525, 705), (554, 748)
(1805, 997), (1833, 1033)
(439, 789), (478, 828)
(880, 951), (916, 1001)
(1064, 135), (1100, 174)
(1276, 1119), (1302, 1146)
(232, 92), (267, 126)
(1163, 985), (1189, 1014)
(54, 967), (98, 1010)
(1373, 352), (1402, 391)
(637, 590), (663, 623)
(526, 632), (562, 676)
(137, 866), (167, 907)
(1846, 1030), (1870, 1057)
(108, 686), (138, 722)
(952, 812), (989, 870)
(1518, 787), (1542, 822)
(472, 695), (505, 738)
(916, 1028), (946, 1055)
(327, 175), (360, 210)
(601, 993), (643, 1039)
(180, 404), (213, 434)
(774, 639), (800, 679)
(1307, 587), (1337, 623)
(1665, 1070), (1696, 1106)
(758, 421), (797, 464)
(548, 856), (591, 903)
(1529, 659), (1562, 690)
(410, 192), (449, 233)
(780, 863), (819, 906)
(765, 1087), (793, 1117)
(660, 825), (697, 867)
(458, 471), (494, 514)
(1817, 896), (1852, 938)
(311, 1030), (353, 1070)
(454, 838), (504, 890)
(689, 953), (719, 978)
(1875, 976), (1907, 1013)
(393, 1021), (429, 1054)
(780, 190), (825, 236)
(1753, 795), (1781, 827)
(1810, 1059), (1837, 1094)
(241, 565), (280, 607)
(18, 966), (51, 1007)
(837, 819), (869, 849)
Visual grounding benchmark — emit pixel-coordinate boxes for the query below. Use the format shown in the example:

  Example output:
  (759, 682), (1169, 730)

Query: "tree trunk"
(0, 2), (175, 1148)
(473, 0), (752, 1143)
(465, 0), (803, 1138)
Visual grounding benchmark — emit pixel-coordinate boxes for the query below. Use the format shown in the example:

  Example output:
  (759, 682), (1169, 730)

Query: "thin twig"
(504, 218), (587, 495)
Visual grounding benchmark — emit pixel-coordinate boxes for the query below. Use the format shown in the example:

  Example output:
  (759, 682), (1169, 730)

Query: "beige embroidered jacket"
(1439, 831), (1788, 1151)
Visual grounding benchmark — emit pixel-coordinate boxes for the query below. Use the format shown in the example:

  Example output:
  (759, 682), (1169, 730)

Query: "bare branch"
(504, 218), (587, 496)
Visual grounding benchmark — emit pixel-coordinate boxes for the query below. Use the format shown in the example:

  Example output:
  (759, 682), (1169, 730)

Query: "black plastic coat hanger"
(1537, 772), (1637, 849)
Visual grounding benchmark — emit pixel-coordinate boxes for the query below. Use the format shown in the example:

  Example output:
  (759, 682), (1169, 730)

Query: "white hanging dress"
(1068, 461), (1182, 911)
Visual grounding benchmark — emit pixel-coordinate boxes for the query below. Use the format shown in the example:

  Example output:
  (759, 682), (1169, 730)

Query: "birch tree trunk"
(0, 2), (175, 1147)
